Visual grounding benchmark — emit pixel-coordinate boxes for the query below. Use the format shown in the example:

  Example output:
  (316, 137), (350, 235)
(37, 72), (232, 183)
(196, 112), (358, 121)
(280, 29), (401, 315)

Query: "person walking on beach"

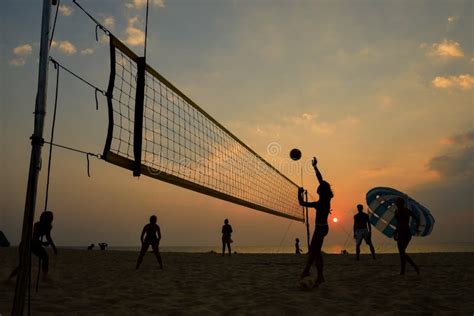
(9, 211), (58, 281)
(297, 157), (333, 285)
(295, 238), (303, 254)
(353, 204), (376, 260)
(394, 197), (419, 275)
(222, 219), (233, 256)
(136, 215), (163, 269)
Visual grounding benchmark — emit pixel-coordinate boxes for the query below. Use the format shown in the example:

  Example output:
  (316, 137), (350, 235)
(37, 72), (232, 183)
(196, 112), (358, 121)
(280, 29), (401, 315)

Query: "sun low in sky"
(1, 0), (472, 248)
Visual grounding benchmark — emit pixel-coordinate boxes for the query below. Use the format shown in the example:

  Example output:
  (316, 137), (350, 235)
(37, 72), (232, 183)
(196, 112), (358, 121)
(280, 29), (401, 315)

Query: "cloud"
(126, 0), (165, 9)
(409, 130), (474, 242)
(58, 4), (73, 16)
(124, 17), (145, 46)
(432, 74), (474, 90)
(51, 40), (77, 55)
(103, 16), (115, 29)
(13, 44), (32, 56)
(9, 58), (26, 67)
(80, 48), (94, 55)
(427, 39), (464, 58)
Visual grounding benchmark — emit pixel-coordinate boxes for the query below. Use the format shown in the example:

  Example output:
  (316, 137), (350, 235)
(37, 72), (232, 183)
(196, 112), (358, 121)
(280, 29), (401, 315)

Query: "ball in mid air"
(289, 148), (302, 161)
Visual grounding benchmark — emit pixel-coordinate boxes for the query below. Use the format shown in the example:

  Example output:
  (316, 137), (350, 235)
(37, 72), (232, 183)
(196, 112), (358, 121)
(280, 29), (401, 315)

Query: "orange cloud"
(428, 39), (464, 58)
(432, 74), (474, 90)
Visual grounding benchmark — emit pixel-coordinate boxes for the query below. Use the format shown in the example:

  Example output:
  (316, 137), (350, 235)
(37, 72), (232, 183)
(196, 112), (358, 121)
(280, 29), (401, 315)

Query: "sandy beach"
(1, 248), (473, 315)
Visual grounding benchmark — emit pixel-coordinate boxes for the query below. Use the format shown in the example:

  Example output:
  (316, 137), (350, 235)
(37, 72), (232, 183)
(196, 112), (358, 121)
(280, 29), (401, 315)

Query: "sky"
(1, 0), (473, 249)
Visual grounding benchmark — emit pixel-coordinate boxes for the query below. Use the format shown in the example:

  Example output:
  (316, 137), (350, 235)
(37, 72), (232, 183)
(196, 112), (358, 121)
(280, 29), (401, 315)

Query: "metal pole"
(12, 0), (52, 314)
(304, 190), (310, 249)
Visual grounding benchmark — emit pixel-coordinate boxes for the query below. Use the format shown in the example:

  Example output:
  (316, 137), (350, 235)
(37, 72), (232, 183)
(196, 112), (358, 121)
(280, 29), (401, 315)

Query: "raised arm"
(298, 187), (317, 208)
(312, 157), (324, 185)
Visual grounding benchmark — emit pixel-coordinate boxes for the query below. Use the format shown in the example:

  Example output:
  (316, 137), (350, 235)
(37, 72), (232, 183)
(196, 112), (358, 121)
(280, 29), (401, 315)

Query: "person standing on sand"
(297, 157), (333, 285)
(136, 215), (163, 269)
(222, 219), (233, 256)
(9, 211), (57, 281)
(295, 238), (303, 254)
(394, 197), (420, 275)
(353, 204), (376, 261)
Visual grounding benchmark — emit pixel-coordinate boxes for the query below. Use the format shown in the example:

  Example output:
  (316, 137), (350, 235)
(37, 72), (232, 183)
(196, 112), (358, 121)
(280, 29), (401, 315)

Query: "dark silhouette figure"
(394, 197), (420, 275)
(87, 243), (95, 250)
(9, 211), (57, 281)
(136, 215), (163, 269)
(353, 204), (376, 260)
(295, 238), (303, 254)
(98, 242), (108, 250)
(222, 219), (233, 256)
(298, 157), (333, 285)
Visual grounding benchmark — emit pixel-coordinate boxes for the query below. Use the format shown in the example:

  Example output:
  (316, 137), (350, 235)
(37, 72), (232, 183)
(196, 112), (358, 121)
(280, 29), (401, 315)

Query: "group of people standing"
(9, 157), (419, 285)
(298, 157), (420, 286)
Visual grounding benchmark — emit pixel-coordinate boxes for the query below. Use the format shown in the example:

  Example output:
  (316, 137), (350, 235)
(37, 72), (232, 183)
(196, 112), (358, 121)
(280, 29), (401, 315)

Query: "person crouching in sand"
(9, 211), (57, 281)
(298, 157), (333, 286)
(136, 215), (163, 269)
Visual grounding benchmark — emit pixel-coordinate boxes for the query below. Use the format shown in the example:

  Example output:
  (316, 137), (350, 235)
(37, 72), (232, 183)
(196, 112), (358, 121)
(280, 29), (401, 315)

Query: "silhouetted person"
(136, 215), (163, 269)
(298, 157), (333, 285)
(394, 197), (419, 275)
(87, 243), (95, 250)
(98, 242), (108, 250)
(353, 204), (376, 260)
(9, 211), (58, 281)
(222, 219), (233, 256)
(295, 238), (303, 254)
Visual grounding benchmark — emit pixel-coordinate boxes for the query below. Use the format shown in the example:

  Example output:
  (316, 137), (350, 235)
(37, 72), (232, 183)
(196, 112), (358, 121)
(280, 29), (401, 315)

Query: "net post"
(133, 57), (146, 176)
(13, 0), (52, 314)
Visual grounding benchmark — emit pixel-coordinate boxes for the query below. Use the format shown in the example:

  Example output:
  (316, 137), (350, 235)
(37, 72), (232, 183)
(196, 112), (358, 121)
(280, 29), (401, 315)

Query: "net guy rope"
(103, 35), (304, 222)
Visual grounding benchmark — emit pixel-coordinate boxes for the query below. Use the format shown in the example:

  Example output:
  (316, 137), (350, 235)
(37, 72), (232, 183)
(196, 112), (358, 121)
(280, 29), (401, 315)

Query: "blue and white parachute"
(366, 187), (435, 238)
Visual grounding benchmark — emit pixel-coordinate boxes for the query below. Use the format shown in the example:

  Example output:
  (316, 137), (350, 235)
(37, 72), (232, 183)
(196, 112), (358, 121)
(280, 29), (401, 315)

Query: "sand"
(1, 248), (473, 315)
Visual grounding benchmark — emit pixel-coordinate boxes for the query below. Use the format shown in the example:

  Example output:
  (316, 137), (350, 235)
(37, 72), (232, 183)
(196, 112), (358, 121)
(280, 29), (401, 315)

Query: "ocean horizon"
(61, 242), (474, 254)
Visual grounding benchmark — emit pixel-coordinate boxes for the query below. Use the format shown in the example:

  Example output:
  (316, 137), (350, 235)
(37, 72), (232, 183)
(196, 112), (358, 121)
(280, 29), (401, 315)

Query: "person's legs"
(314, 233), (326, 283)
(355, 238), (362, 261)
(226, 241), (231, 256)
(397, 237), (409, 275)
(222, 238), (226, 256)
(32, 243), (49, 278)
(151, 243), (163, 269)
(301, 232), (319, 278)
(136, 243), (149, 269)
(365, 235), (376, 259)
(302, 226), (327, 280)
(402, 236), (419, 274)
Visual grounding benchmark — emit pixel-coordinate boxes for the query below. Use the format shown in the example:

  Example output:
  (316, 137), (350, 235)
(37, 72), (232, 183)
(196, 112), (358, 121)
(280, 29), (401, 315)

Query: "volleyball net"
(102, 35), (304, 222)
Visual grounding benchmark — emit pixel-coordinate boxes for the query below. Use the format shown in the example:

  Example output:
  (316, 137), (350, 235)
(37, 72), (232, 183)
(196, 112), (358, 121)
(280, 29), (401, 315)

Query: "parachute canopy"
(366, 187), (435, 238)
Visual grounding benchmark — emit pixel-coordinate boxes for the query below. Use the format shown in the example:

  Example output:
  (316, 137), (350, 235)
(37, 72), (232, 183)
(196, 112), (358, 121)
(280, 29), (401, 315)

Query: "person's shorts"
(355, 228), (371, 244)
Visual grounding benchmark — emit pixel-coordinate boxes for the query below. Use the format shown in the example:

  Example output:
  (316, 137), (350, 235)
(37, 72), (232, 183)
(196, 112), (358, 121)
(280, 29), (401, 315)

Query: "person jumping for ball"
(353, 204), (376, 260)
(298, 157), (333, 286)
(136, 215), (163, 269)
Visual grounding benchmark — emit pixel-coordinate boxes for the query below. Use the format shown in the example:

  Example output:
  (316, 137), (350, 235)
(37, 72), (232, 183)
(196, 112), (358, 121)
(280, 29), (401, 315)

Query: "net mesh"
(104, 36), (303, 221)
